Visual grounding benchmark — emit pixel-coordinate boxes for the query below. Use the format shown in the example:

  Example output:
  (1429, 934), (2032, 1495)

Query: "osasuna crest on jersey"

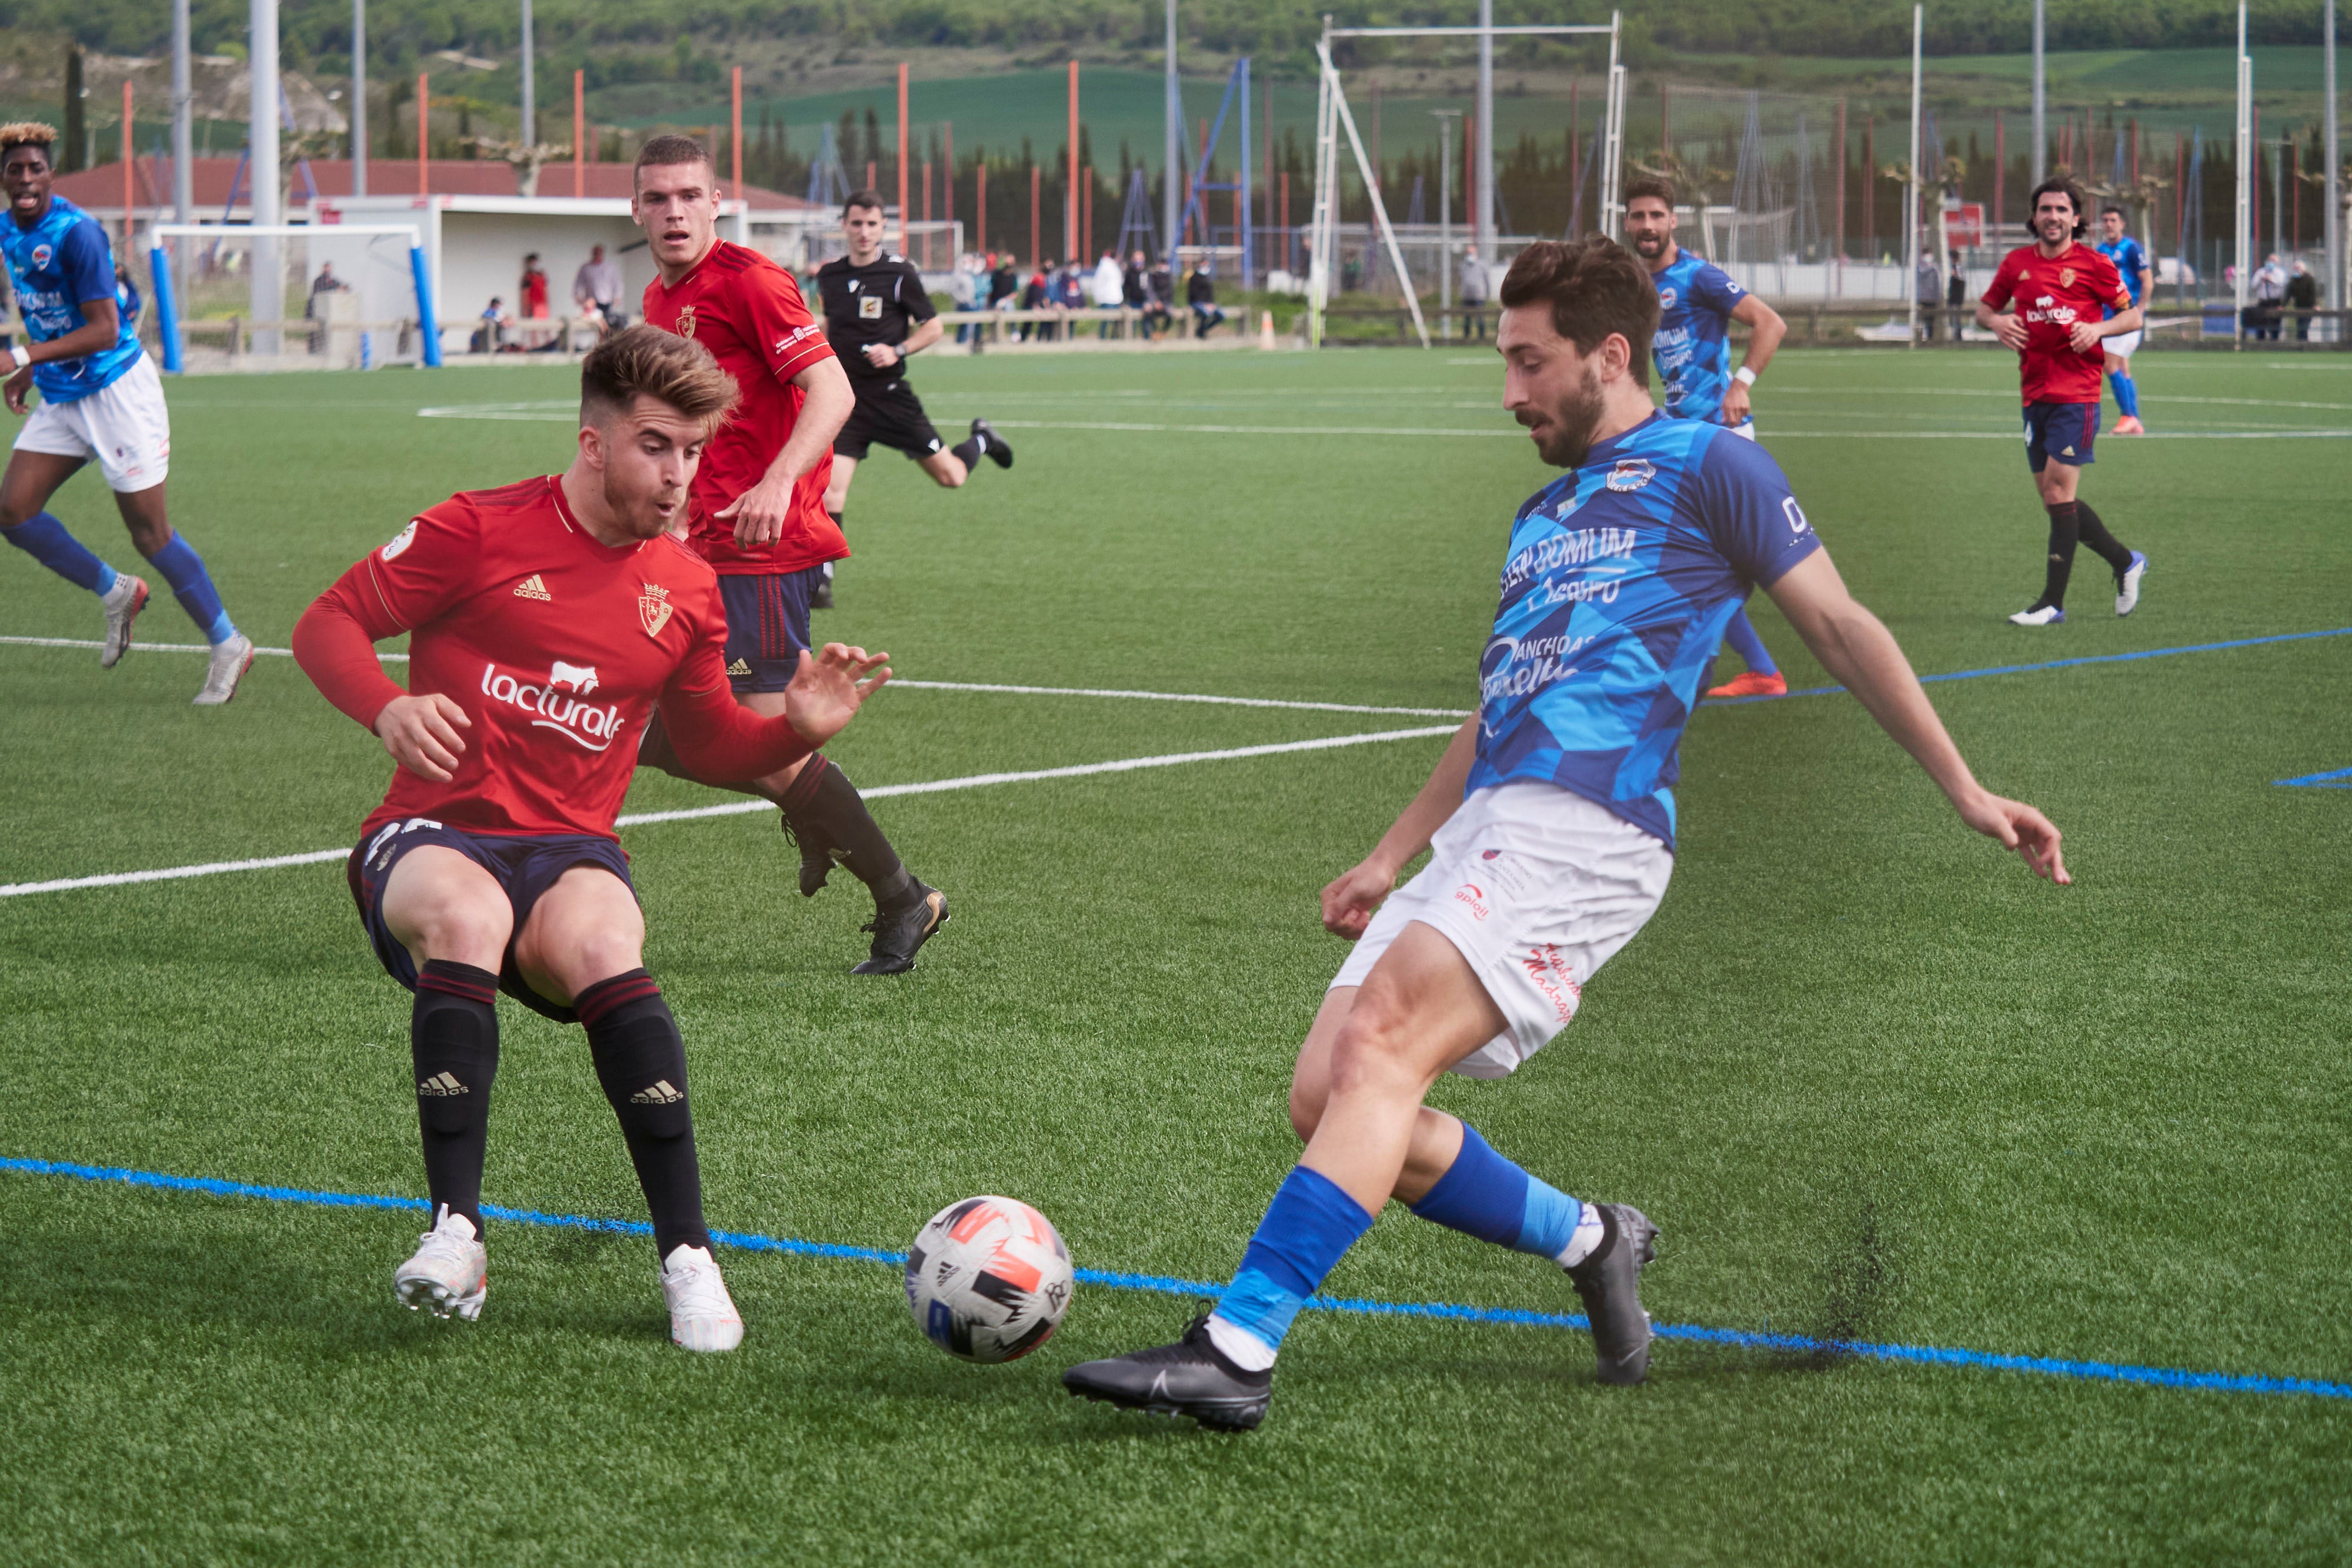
(639, 581), (674, 637)
(675, 304), (698, 339)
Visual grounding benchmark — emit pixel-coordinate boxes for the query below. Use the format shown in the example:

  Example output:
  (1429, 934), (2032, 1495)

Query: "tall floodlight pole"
(1164, 0), (1181, 264)
(1599, 12), (1625, 235)
(251, 0), (282, 355)
(172, 0), (193, 219)
(352, 0), (368, 195)
(1434, 109), (1458, 339)
(2032, 0), (2046, 182)
(2326, 0), (2341, 316)
(1906, 5), (1922, 346)
(1475, 0), (1495, 266)
(519, 0), (535, 147)
(2236, 0), (2252, 342)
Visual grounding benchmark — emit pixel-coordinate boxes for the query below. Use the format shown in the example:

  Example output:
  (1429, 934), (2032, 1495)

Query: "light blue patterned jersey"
(2096, 235), (2149, 308)
(3, 195), (144, 403)
(1469, 413), (1822, 847)
(1649, 249), (1749, 424)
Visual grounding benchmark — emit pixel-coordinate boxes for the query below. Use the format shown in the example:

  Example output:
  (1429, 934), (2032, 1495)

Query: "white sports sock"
(1556, 1202), (1605, 1269)
(1205, 1312), (1278, 1371)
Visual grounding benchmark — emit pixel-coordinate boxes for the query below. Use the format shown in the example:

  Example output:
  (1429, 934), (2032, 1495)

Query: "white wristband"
(1733, 365), (1758, 387)
(7, 344), (28, 370)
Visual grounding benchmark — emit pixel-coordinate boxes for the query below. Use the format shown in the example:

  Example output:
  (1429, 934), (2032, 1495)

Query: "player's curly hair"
(632, 133), (713, 189)
(2027, 176), (2090, 239)
(1498, 237), (1656, 386)
(580, 324), (740, 434)
(1622, 174), (1676, 210)
(1, 122), (60, 162)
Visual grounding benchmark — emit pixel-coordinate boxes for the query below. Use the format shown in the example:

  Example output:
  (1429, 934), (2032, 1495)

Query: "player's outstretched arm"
(782, 642), (892, 747)
(1322, 715), (1481, 938)
(1763, 552), (2070, 884)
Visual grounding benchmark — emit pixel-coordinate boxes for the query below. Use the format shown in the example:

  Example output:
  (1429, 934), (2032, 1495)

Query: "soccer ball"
(904, 1196), (1074, 1363)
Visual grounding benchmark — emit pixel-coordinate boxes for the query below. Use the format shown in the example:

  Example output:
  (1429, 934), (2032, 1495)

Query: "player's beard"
(603, 465), (681, 541)
(1524, 363), (1609, 469)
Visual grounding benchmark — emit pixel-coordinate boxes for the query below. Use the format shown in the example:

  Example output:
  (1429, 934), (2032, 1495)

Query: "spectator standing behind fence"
(2250, 254), (2286, 340)
(520, 254), (549, 321)
(1187, 263), (1225, 339)
(1459, 246), (1490, 339)
(948, 253), (981, 343)
(1122, 250), (1156, 340)
(2286, 260), (2318, 342)
(1946, 251), (1967, 340)
(1149, 256), (1175, 328)
(1057, 260), (1088, 336)
(1916, 250), (1941, 337)
(573, 243), (624, 332)
(1020, 259), (1052, 341)
(1092, 249), (1124, 327)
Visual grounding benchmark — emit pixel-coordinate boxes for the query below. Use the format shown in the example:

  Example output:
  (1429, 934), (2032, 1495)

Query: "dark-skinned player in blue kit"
(1622, 175), (1793, 700)
(1060, 236), (2069, 1431)
(1, 122), (252, 703)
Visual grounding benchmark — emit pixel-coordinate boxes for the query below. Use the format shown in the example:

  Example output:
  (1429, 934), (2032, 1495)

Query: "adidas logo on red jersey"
(513, 574), (552, 601)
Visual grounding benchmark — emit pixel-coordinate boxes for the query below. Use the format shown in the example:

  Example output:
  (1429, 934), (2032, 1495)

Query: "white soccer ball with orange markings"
(904, 1196), (1075, 1363)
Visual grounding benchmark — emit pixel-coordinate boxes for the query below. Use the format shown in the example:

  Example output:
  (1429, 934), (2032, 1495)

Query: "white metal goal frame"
(147, 223), (440, 370)
(1308, 13), (1626, 349)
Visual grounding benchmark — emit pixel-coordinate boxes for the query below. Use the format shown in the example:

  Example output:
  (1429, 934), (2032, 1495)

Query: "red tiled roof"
(52, 158), (812, 213)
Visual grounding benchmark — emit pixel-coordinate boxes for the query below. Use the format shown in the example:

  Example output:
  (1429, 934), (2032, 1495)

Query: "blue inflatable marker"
(149, 245), (183, 373)
(409, 243), (442, 367)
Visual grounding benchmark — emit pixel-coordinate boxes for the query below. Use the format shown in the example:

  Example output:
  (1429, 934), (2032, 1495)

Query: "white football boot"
(98, 574), (150, 668)
(2115, 551), (2148, 617)
(192, 632), (256, 706)
(2007, 605), (2066, 627)
(394, 1205), (488, 1320)
(662, 1243), (744, 1352)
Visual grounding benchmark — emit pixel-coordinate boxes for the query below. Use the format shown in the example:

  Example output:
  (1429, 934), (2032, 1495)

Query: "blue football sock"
(1407, 1124), (1599, 1263)
(2, 512), (116, 596)
(2110, 372), (2139, 418)
(1721, 604), (1778, 676)
(146, 534), (235, 645)
(1209, 1165), (1375, 1356)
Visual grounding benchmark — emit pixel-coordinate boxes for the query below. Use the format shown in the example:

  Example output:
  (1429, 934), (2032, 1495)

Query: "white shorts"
(1729, 419), (1757, 441)
(2106, 330), (2142, 359)
(1329, 783), (1673, 1079)
(14, 353), (172, 492)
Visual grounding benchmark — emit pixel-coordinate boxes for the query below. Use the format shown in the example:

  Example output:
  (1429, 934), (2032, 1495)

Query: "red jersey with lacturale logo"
(639, 240), (846, 574)
(291, 476), (810, 841)
(1979, 241), (2133, 405)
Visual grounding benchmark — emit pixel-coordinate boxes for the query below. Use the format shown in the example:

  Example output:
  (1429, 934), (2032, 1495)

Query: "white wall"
(436, 210), (653, 346)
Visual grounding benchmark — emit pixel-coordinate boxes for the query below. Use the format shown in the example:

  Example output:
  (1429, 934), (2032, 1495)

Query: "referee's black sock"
(412, 960), (499, 1235)
(2039, 501), (2082, 610)
(950, 432), (985, 469)
(579, 969), (711, 1259)
(2072, 500), (2135, 576)
(779, 754), (916, 908)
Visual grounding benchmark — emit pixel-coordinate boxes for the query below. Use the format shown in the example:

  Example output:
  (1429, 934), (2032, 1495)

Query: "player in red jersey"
(628, 133), (951, 975)
(291, 327), (891, 1351)
(1977, 177), (2150, 628)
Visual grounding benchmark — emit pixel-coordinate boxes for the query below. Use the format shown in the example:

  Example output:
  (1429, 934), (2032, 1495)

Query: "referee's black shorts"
(833, 377), (946, 462)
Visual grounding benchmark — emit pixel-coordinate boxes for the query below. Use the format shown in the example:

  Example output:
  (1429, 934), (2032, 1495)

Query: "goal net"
(147, 225), (440, 372)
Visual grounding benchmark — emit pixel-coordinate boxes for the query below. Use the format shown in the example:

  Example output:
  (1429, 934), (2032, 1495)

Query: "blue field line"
(2274, 766), (2352, 788)
(8, 1154), (2348, 1404)
(1701, 624), (2352, 707)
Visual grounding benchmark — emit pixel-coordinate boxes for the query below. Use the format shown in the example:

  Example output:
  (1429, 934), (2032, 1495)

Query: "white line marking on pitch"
(0, 638), (1467, 716)
(0, 726), (1457, 898)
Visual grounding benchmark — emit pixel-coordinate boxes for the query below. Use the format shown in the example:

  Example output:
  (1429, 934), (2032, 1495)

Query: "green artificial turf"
(2, 345), (2348, 1564)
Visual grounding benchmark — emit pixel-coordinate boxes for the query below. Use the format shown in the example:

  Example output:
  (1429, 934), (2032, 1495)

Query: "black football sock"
(579, 970), (710, 1259)
(412, 960), (500, 1235)
(779, 754), (915, 907)
(2039, 501), (2081, 610)
(2071, 500), (2135, 576)
(950, 434), (984, 469)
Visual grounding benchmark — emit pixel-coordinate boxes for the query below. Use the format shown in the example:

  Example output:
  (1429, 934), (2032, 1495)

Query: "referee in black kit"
(814, 189), (1013, 606)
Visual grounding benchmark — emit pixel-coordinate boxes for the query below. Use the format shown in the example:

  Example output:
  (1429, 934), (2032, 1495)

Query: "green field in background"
(2, 345), (2347, 1563)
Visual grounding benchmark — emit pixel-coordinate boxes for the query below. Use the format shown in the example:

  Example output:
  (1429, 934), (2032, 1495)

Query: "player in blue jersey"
(2096, 206), (2150, 435)
(1061, 236), (2069, 1430)
(1, 123), (252, 703)
(1624, 175), (1794, 700)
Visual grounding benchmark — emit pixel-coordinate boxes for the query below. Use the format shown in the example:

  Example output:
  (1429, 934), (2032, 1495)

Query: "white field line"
(0, 726), (1456, 898)
(1, 637), (1466, 717)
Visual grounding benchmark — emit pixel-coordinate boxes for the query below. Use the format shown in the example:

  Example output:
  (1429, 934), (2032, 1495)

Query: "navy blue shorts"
(2024, 400), (2099, 472)
(717, 568), (826, 693)
(345, 818), (637, 1024)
